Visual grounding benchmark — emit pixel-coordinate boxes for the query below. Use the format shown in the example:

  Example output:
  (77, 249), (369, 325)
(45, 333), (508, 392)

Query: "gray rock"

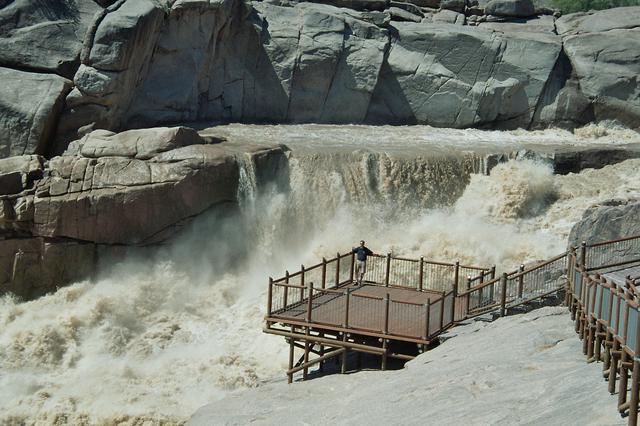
(0, 155), (44, 195)
(559, 8), (640, 128)
(568, 199), (640, 248)
(484, 0), (535, 17)
(440, 0), (465, 12)
(432, 9), (465, 24)
(390, 1), (425, 16)
(0, 67), (73, 159)
(0, 126), (289, 299)
(556, 7), (640, 36)
(78, 127), (205, 160)
(0, 237), (97, 300)
(123, 1), (389, 127)
(479, 15), (556, 33)
(388, 6), (423, 21)
(366, 23), (561, 128)
(311, 0), (389, 10)
(0, 0), (102, 78)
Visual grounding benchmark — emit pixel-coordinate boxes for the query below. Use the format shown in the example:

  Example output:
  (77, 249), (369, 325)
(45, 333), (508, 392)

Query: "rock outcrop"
(568, 199), (640, 247)
(0, 126), (286, 299)
(1, 1), (639, 158)
(0, 68), (72, 158)
(557, 7), (640, 128)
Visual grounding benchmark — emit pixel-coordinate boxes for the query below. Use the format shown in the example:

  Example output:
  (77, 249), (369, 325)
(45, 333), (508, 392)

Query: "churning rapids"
(2, 124), (640, 425)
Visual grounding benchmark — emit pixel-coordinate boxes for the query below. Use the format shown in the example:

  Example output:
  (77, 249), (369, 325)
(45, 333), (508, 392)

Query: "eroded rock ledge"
(0, 126), (286, 299)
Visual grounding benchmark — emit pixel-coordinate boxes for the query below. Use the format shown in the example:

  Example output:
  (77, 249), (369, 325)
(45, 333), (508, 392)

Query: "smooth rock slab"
(0, 0), (102, 77)
(0, 68), (72, 159)
(365, 23), (561, 128)
(568, 199), (640, 247)
(558, 9), (640, 127)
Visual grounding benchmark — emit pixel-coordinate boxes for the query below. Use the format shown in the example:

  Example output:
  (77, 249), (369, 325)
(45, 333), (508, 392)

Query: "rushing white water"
(1, 124), (640, 425)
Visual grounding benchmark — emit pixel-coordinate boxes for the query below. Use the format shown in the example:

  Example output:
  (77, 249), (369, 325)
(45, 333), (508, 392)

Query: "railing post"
(517, 264), (525, 299)
(300, 265), (305, 302)
(424, 300), (431, 340)
(500, 272), (508, 317)
(284, 270), (290, 308)
(450, 291), (455, 324)
(385, 253), (391, 287)
(580, 241), (587, 269)
(439, 292), (445, 330)
(343, 289), (350, 328)
(267, 277), (273, 317)
(629, 310), (640, 426)
(489, 265), (496, 303)
(384, 293), (390, 334)
(419, 256), (425, 291)
(478, 271), (484, 305)
(335, 253), (340, 287)
(454, 261), (460, 294)
(350, 252), (355, 283)
(306, 281), (313, 323)
(466, 275), (471, 313)
(321, 258), (327, 289)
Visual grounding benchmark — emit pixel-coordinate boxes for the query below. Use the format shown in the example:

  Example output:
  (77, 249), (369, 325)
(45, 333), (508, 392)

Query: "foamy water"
(1, 124), (640, 425)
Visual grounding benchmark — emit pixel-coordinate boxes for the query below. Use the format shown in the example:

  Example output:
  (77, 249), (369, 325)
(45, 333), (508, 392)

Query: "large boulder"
(557, 7), (640, 128)
(568, 199), (640, 247)
(365, 23), (561, 128)
(0, 0), (103, 78)
(484, 0), (536, 18)
(0, 67), (72, 159)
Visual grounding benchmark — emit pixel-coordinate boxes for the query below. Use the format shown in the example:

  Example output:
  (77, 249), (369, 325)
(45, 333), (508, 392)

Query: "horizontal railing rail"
(581, 234), (640, 272)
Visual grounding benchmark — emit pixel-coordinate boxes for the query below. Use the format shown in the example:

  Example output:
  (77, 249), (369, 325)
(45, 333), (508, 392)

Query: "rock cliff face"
(0, 126), (286, 299)
(1, 1), (639, 159)
(568, 199), (640, 247)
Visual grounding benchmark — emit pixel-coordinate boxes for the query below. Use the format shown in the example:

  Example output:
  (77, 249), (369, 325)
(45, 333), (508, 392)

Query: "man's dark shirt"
(352, 246), (373, 261)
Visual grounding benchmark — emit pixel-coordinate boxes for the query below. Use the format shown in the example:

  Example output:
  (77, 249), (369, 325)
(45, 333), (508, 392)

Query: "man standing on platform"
(352, 240), (375, 285)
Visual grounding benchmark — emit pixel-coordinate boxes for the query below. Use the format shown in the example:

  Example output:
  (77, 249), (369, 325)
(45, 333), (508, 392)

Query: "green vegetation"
(549, 0), (640, 14)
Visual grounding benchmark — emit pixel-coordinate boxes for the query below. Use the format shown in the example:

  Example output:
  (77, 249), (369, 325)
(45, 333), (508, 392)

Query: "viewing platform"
(265, 235), (640, 425)
(264, 250), (567, 382)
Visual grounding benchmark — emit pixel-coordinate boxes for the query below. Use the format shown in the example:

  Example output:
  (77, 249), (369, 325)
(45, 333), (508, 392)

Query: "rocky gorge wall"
(1, 0), (639, 159)
(1, 0), (639, 300)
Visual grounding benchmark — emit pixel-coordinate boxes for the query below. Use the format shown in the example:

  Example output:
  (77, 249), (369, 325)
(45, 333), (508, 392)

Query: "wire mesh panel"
(338, 253), (354, 285)
(442, 292), (454, 327)
(601, 287), (611, 323)
(585, 235), (640, 270)
(348, 294), (384, 332)
(627, 307), (638, 353)
(388, 300), (424, 338)
(304, 263), (325, 291)
(325, 258), (339, 288)
(467, 277), (501, 312)
(363, 255), (386, 284)
(423, 263), (455, 292)
(388, 258), (420, 289)
(271, 283), (287, 313)
(428, 297), (444, 336)
(505, 253), (567, 307)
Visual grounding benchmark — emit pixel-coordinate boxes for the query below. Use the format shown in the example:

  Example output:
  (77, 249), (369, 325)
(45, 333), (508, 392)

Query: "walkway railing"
(268, 252), (492, 342)
(567, 234), (640, 426)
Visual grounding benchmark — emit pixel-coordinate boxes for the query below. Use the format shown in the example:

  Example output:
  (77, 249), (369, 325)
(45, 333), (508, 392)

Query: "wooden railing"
(267, 236), (639, 349)
(267, 252), (491, 342)
(567, 234), (640, 426)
